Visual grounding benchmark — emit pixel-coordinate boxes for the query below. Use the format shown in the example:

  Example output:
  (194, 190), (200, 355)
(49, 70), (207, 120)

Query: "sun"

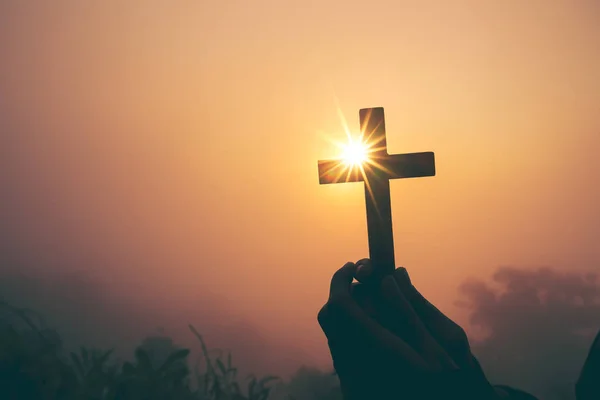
(341, 138), (369, 166)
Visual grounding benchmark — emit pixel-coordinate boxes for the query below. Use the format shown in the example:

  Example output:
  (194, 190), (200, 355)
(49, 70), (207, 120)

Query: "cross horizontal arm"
(318, 151), (436, 185)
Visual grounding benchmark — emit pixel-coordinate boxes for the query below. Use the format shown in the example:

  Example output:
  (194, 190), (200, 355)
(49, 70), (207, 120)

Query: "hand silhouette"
(576, 329), (600, 400)
(318, 259), (509, 400)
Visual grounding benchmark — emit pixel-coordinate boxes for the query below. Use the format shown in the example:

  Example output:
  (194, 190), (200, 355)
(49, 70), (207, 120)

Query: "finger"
(318, 286), (366, 339)
(380, 274), (456, 370)
(354, 258), (374, 283)
(317, 303), (336, 338)
(317, 303), (369, 396)
(329, 262), (357, 301)
(318, 303), (362, 352)
(379, 275), (433, 347)
(393, 268), (472, 362)
(328, 281), (381, 337)
(356, 258), (370, 266)
(394, 268), (455, 333)
(350, 281), (380, 318)
(319, 284), (387, 383)
(321, 261), (374, 339)
(355, 258), (393, 284)
(320, 262), (362, 338)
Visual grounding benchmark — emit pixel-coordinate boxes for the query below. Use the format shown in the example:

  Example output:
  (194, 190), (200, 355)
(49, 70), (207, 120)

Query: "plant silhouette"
(0, 300), (280, 400)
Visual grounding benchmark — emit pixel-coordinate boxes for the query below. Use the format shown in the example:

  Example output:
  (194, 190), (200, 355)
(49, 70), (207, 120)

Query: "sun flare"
(341, 139), (369, 166)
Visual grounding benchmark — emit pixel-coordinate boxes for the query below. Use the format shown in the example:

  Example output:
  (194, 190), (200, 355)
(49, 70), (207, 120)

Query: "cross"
(317, 107), (436, 278)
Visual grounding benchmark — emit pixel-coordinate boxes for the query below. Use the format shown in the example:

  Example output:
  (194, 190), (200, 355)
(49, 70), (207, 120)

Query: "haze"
(1, 0), (599, 379)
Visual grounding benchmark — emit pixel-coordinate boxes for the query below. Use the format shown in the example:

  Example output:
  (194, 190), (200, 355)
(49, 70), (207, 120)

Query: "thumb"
(354, 258), (374, 283)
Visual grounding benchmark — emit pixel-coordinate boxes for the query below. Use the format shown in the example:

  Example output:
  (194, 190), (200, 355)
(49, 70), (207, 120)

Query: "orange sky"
(1, 1), (600, 374)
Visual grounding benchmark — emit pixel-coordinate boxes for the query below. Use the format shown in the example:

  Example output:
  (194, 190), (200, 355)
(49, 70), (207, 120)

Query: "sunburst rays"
(317, 106), (392, 214)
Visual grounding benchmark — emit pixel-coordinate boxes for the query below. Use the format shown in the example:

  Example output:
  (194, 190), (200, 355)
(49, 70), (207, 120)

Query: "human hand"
(318, 259), (498, 400)
(576, 329), (600, 400)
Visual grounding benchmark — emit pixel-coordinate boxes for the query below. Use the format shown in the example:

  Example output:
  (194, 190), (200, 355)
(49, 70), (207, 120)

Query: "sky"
(1, 0), (600, 378)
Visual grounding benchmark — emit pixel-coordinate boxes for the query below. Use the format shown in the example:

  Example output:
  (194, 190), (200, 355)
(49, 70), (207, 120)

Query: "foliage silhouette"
(0, 300), (280, 400)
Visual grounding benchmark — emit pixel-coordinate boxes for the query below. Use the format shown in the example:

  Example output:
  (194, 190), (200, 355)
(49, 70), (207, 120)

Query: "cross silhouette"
(317, 107), (436, 277)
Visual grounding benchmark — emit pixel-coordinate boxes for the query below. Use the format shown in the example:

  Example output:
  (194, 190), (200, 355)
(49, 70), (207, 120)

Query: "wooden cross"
(317, 107), (436, 278)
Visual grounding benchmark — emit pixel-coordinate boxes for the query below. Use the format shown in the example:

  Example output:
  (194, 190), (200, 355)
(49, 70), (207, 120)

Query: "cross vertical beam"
(361, 108), (396, 276)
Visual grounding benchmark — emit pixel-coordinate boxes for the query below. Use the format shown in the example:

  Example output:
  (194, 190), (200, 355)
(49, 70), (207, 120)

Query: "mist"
(0, 258), (313, 378)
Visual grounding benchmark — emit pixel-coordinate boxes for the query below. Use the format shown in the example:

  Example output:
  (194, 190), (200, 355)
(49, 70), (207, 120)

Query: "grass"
(0, 300), (284, 400)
